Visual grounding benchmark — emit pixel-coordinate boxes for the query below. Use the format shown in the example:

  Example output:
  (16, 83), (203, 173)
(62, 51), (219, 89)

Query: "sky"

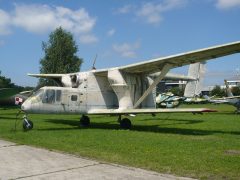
(0, 0), (240, 87)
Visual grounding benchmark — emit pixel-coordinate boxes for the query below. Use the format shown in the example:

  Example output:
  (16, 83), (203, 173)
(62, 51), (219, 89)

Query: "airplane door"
(68, 90), (87, 113)
(60, 88), (87, 113)
(68, 93), (81, 113)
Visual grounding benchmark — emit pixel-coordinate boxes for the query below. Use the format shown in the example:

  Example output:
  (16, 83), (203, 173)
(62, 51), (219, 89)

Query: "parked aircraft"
(204, 80), (240, 113)
(0, 89), (31, 106)
(20, 41), (240, 130)
(156, 62), (206, 108)
(0, 88), (19, 101)
(156, 92), (185, 108)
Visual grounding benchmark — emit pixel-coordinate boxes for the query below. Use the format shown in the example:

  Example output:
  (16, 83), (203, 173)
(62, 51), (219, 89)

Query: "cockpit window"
(31, 89), (43, 99)
(42, 89), (55, 104)
(29, 89), (44, 104)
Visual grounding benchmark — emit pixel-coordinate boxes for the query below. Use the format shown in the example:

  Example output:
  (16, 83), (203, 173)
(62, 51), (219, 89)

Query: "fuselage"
(21, 71), (156, 114)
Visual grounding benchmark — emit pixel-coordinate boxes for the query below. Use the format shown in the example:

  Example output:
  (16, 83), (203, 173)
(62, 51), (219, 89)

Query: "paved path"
(0, 139), (195, 180)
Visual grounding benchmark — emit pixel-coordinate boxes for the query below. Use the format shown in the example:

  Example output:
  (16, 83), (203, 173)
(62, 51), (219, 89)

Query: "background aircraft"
(204, 80), (240, 113)
(0, 89), (31, 106)
(20, 41), (240, 130)
(0, 88), (19, 101)
(156, 62), (206, 108)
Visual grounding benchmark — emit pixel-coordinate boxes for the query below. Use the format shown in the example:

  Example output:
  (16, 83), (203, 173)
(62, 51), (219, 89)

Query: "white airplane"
(20, 41), (240, 130)
(204, 80), (240, 112)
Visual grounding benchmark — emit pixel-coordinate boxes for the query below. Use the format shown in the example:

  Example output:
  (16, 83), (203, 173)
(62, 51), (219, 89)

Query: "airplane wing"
(28, 73), (65, 80)
(94, 41), (240, 75)
(87, 108), (216, 115)
(215, 96), (240, 100)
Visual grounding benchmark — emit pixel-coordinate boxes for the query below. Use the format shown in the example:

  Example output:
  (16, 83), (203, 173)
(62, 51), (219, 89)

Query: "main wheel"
(80, 115), (90, 127)
(120, 118), (131, 129)
(23, 119), (33, 131)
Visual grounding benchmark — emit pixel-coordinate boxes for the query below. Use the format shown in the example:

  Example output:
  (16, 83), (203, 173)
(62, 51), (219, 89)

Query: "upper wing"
(28, 73), (65, 80)
(87, 108), (216, 115)
(94, 41), (240, 75)
(28, 41), (240, 79)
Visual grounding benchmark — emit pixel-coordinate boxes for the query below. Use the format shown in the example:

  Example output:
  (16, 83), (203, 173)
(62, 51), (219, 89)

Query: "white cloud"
(79, 34), (98, 44)
(116, 5), (134, 14)
(136, 0), (187, 25)
(0, 4), (97, 44)
(116, 1), (187, 25)
(113, 41), (140, 58)
(0, 9), (11, 35)
(107, 28), (115, 37)
(215, 0), (240, 9)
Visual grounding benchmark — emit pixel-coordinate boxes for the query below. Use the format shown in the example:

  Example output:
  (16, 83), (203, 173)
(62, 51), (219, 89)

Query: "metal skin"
(20, 41), (240, 129)
(22, 71), (156, 114)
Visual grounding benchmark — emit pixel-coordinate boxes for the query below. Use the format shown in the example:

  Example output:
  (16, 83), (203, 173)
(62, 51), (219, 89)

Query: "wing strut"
(133, 64), (172, 108)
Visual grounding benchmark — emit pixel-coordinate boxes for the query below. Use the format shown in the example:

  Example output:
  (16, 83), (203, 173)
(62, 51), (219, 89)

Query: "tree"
(39, 27), (83, 86)
(169, 87), (184, 96)
(0, 72), (14, 88)
(210, 85), (226, 97)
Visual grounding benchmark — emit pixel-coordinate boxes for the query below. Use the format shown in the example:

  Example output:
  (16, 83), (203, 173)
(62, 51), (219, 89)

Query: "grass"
(0, 104), (240, 179)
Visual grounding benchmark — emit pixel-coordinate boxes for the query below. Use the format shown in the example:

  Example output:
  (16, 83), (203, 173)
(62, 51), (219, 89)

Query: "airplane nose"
(21, 101), (29, 112)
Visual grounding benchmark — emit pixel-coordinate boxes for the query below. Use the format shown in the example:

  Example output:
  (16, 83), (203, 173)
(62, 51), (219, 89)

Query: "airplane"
(156, 62), (206, 108)
(0, 89), (31, 106)
(20, 41), (240, 130)
(0, 88), (19, 101)
(204, 80), (240, 113)
(156, 92), (185, 108)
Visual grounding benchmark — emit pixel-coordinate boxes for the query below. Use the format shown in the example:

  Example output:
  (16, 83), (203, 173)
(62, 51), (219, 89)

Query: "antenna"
(92, 54), (97, 70)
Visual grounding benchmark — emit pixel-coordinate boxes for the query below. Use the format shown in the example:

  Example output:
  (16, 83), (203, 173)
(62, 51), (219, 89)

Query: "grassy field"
(0, 104), (240, 179)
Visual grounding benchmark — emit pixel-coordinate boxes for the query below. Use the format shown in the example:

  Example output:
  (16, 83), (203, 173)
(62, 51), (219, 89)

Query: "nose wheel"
(22, 115), (33, 131)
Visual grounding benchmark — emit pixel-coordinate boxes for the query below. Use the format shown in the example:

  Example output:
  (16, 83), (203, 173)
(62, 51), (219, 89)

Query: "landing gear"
(118, 115), (132, 129)
(80, 115), (90, 127)
(22, 115), (33, 131)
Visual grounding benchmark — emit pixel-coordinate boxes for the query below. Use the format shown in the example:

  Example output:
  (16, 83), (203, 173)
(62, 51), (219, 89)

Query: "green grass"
(0, 104), (240, 179)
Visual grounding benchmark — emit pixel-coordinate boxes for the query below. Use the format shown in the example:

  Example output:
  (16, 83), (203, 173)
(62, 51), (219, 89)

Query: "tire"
(80, 116), (90, 127)
(23, 120), (33, 131)
(120, 118), (131, 129)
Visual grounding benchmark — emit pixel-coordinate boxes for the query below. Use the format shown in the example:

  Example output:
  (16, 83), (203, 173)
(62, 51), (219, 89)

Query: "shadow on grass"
(40, 119), (240, 136)
(0, 116), (18, 120)
(138, 118), (204, 126)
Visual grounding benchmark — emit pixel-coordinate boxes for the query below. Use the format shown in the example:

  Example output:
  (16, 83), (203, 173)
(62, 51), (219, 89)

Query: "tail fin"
(184, 62), (206, 97)
(224, 79), (233, 97)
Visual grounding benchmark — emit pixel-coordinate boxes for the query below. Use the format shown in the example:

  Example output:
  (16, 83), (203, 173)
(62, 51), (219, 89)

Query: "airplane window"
(56, 90), (61, 102)
(42, 90), (55, 104)
(71, 95), (78, 101)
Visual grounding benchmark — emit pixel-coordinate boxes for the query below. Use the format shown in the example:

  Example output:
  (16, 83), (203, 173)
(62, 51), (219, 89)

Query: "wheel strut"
(22, 115), (33, 131)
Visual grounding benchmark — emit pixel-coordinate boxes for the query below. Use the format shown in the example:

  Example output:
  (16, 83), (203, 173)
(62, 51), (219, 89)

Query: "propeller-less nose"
(21, 100), (30, 112)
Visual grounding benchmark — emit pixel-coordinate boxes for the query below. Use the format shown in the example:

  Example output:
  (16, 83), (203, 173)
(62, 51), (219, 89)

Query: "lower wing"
(87, 108), (217, 115)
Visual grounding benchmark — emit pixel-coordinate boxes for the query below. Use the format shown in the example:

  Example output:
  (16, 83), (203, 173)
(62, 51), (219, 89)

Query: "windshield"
(28, 89), (44, 104)
(42, 89), (55, 103)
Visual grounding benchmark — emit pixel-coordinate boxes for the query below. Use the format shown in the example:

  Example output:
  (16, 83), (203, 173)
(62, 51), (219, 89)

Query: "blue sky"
(0, 0), (240, 87)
